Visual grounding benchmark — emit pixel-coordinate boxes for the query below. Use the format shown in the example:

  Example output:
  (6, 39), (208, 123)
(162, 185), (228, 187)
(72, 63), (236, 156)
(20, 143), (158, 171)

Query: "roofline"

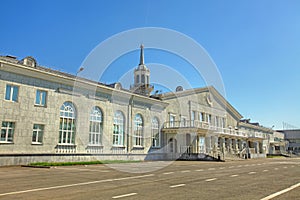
(161, 86), (243, 120)
(239, 121), (273, 133)
(0, 58), (168, 107)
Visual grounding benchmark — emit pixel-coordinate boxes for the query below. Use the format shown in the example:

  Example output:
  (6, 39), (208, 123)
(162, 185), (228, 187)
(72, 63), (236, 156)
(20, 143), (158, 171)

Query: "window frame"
(133, 113), (143, 147)
(58, 102), (76, 145)
(1, 121), (15, 143)
(5, 84), (19, 102)
(32, 124), (44, 144)
(113, 111), (125, 146)
(89, 106), (103, 146)
(151, 117), (160, 148)
(35, 89), (47, 107)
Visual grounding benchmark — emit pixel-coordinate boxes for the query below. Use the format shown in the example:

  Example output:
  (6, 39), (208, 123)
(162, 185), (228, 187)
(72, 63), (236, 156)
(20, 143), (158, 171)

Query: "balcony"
(163, 120), (260, 139)
(163, 120), (210, 130)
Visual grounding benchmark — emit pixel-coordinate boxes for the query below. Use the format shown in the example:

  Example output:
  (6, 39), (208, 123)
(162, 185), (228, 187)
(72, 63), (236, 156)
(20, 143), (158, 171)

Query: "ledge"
(132, 146), (145, 150)
(0, 141), (14, 145)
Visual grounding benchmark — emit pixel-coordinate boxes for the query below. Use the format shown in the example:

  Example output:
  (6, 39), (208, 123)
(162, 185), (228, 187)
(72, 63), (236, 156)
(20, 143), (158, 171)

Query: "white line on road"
(219, 167), (225, 170)
(228, 166), (234, 168)
(196, 169), (204, 172)
(263, 170), (269, 172)
(112, 193), (137, 199)
(205, 178), (217, 182)
(230, 175), (239, 177)
(170, 184), (186, 188)
(248, 172), (257, 174)
(0, 174), (154, 197)
(260, 182), (300, 200)
(208, 168), (215, 170)
(274, 168), (279, 170)
(181, 170), (190, 173)
(163, 172), (174, 175)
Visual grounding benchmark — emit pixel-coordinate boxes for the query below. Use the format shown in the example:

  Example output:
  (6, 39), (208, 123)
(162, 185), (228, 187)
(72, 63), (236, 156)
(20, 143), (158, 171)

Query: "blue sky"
(1, 0), (300, 129)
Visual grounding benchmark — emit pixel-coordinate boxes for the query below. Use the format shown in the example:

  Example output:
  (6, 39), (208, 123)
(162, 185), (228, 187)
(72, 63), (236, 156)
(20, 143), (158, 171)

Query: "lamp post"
(76, 67), (84, 76)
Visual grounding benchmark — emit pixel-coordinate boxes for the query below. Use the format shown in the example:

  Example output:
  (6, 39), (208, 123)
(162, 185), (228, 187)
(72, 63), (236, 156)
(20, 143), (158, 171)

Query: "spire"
(139, 44), (144, 65)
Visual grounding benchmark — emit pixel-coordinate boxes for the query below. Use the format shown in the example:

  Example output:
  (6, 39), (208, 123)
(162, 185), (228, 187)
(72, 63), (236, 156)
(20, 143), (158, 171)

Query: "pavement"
(0, 158), (299, 199)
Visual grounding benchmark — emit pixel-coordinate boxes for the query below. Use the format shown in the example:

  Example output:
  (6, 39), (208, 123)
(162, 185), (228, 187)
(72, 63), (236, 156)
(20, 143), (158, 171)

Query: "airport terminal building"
(0, 46), (282, 166)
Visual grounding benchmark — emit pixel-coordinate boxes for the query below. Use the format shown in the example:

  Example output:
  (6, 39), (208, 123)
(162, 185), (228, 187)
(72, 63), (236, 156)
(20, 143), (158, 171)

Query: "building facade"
(0, 48), (281, 166)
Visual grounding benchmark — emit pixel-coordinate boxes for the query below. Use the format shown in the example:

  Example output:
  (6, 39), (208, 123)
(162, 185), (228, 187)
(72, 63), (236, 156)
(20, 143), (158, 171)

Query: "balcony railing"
(163, 120), (266, 139)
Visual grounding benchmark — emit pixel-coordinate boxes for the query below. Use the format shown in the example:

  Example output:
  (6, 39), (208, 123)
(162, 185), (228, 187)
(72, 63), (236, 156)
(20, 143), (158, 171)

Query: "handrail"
(163, 120), (267, 139)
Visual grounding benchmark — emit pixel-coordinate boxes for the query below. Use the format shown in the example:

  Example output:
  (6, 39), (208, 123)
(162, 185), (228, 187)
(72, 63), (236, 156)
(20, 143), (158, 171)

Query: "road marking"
(257, 164), (261, 166)
(248, 172), (256, 174)
(181, 170), (190, 173)
(237, 165), (242, 168)
(208, 168), (215, 170)
(263, 170), (269, 172)
(195, 169), (204, 172)
(114, 174), (154, 181)
(228, 166), (234, 168)
(112, 193), (137, 199)
(219, 167), (225, 170)
(274, 168), (279, 170)
(230, 174), (239, 177)
(260, 182), (300, 200)
(283, 166), (287, 169)
(0, 174), (153, 197)
(56, 168), (110, 172)
(205, 178), (217, 182)
(163, 172), (174, 175)
(170, 184), (186, 188)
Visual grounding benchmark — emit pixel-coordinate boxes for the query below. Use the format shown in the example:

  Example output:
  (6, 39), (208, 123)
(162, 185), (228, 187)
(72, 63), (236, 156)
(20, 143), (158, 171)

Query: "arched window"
(89, 106), (103, 145)
(152, 117), (160, 147)
(59, 102), (76, 144)
(133, 114), (143, 146)
(113, 111), (125, 146)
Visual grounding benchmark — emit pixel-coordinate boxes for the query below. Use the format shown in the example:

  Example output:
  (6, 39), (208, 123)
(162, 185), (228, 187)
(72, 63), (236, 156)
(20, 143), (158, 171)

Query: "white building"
(0, 47), (277, 166)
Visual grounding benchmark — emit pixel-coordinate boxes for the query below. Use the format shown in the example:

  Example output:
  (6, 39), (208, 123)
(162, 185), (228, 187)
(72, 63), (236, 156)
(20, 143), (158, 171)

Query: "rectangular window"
(169, 114), (176, 127)
(5, 85), (19, 102)
(1, 121), (15, 143)
(199, 112), (205, 122)
(180, 116), (187, 127)
(89, 121), (102, 145)
(215, 116), (219, 127)
(191, 111), (195, 126)
(207, 114), (212, 124)
(35, 90), (47, 106)
(32, 124), (44, 144)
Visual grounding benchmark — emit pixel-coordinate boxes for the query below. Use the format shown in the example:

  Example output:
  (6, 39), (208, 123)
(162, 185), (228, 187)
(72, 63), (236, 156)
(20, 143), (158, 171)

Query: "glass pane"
(38, 131), (43, 143)
(7, 129), (13, 142)
(35, 90), (40, 104)
(1, 130), (6, 141)
(12, 86), (18, 102)
(41, 91), (46, 105)
(32, 131), (37, 142)
(5, 85), (11, 100)
(2, 121), (7, 127)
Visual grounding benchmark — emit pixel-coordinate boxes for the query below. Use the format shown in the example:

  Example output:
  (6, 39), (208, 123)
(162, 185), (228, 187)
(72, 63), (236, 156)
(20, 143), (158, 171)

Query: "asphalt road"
(0, 158), (299, 200)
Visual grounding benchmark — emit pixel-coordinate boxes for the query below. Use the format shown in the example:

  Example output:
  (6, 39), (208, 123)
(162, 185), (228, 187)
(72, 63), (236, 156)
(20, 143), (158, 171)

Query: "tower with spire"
(130, 45), (153, 96)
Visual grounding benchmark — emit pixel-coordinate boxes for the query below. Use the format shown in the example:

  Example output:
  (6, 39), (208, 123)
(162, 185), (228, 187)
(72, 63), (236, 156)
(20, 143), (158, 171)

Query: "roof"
(0, 55), (168, 107)
(161, 86), (243, 120)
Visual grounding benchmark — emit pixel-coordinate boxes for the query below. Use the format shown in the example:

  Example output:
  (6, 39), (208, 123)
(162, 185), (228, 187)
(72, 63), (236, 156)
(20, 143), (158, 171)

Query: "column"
(205, 136), (211, 154)
(255, 141), (260, 154)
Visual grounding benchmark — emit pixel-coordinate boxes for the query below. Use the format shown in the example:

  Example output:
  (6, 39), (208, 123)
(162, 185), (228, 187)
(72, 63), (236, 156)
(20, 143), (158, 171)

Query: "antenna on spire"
(139, 44), (144, 65)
